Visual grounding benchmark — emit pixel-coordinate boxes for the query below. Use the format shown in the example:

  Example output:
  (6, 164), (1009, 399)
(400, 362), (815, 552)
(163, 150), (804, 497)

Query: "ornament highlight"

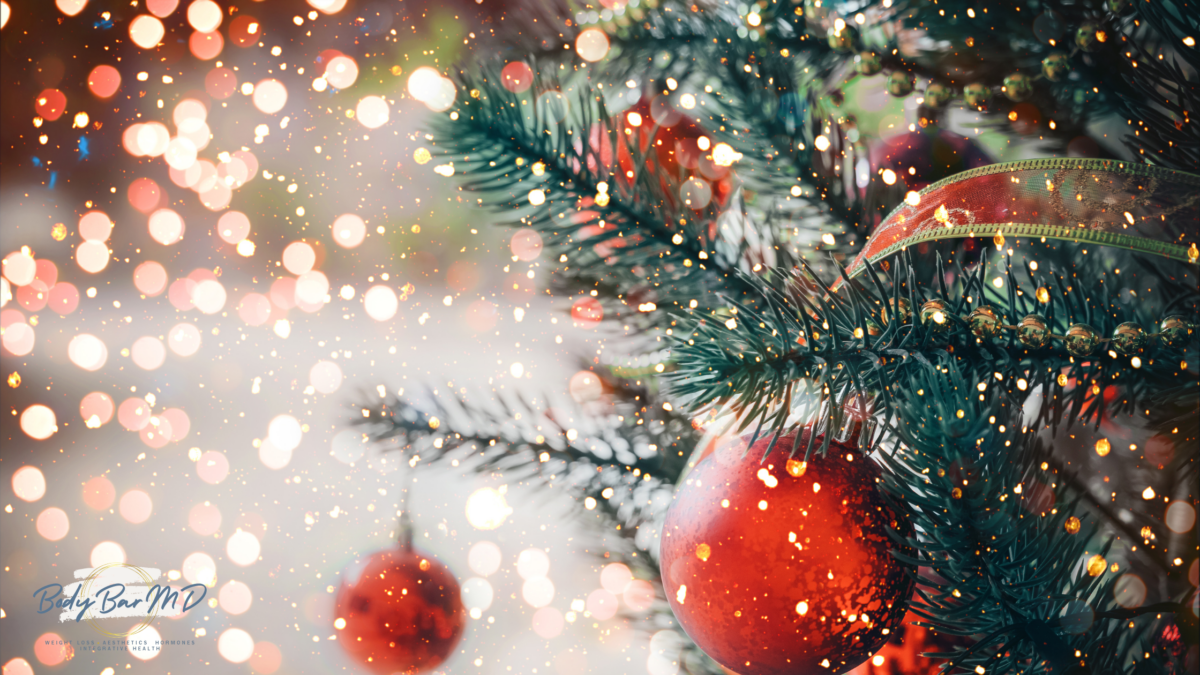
(1002, 73), (1034, 102)
(886, 71), (913, 97)
(661, 431), (913, 675)
(967, 306), (1003, 339)
(923, 83), (952, 108)
(920, 299), (951, 332)
(1017, 313), (1050, 349)
(1064, 323), (1099, 357)
(1110, 322), (1146, 354)
(856, 52), (883, 76)
(963, 83), (990, 109)
(1076, 22), (1105, 52)
(1041, 52), (1071, 82)
(880, 297), (911, 326)
(1158, 316), (1192, 348)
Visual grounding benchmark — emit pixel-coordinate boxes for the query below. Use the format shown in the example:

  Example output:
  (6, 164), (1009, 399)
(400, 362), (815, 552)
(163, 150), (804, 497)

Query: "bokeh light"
(468, 541), (502, 576)
(33, 632), (67, 665)
(87, 64), (121, 97)
(131, 336), (166, 370)
(465, 487), (513, 530)
(282, 242), (316, 275)
(129, 14), (165, 49)
(119, 489), (154, 523)
(118, 397), (152, 431)
(134, 261), (169, 296)
(510, 229), (543, 261)
(363, 285), (398, 321)
(268, 415), (303, 452)
(80, 391), (115, 428)
(461, 577), (494, 612)
(253, 79), (287, 114)
(258, 438), (293, 470)
(586, 588), (618, 620)
(68, 333), (108, 370)
(356, 96), (389, 129)
(330, 430), (366, 464)
(129, 625), (162, 660)
(407, 67), (443, 102)
(218, 211), (251, 244)
(168, 322), (202, 356)
(82, 475), (116, 510)
(309, 360), (343, 394)
(600, 562), (633, 594)
(227, 529), (261, 566)
(576, 29), (610, 62)
(522, 577), (555, 608)
(532, 607), (564, 638)
(189, 501), (222, 535)
(568, 370), (603, 402)
(501, 62), (534, 93)
(12, 466), (46, 502)
(1166, 501), (1196, 533)
(36, 507), (69, 541)
(90, 540), (127, 566)
(325, 56), (359, 89)
(517, 548), (551, 580)
(249, 642), (283, 674)
(331, 213), (366, 248)
(220, 580), (253, 615)
(186, 0), (221, 32)
(219, 628), (255, 663)
(196, 450), (230, 484)
(20, 404), (58, 440)
(182, 550), (217, 585)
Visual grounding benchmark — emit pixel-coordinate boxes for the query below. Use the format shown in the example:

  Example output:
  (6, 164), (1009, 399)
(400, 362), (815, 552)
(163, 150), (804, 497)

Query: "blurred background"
(2, 1), (1185, 675)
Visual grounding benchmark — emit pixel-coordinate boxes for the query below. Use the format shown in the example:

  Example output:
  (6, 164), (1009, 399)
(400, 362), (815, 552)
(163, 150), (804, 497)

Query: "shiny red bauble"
(661, 431), (914, 675)
(334, 545), (465, 674)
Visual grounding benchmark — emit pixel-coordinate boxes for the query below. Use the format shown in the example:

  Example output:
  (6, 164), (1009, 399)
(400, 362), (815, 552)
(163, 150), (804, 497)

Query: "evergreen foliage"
(362, 0), (1199, 672)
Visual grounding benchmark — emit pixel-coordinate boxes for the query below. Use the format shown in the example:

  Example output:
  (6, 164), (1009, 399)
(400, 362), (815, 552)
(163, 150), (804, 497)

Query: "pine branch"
(875, 354), (1170, 674)
(666, 254), (1198, 457)
(428, 65), (803, 328)
(352, 372), (726, 674)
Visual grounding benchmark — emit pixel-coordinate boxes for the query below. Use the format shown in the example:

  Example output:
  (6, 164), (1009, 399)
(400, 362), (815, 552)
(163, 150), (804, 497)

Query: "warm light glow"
(20, 405), (58, 440)
(252, 79), (288, 114)
(187, 0), (222, 32)
(468, 541), (503, 576)
(129, 15), (166, 49)
(363, 285), (398, 321)
(407, 67), (444, 102)
(12, 466), (47, 502)
(227, 529), (261, 566)
(465, 487), (513, 530)
(576, 28), (610, 62)
(356, 96), (389, 129)
(814, 135), (830, 152)
(325, 56), (359, 89)
(218, 628), (255, 663)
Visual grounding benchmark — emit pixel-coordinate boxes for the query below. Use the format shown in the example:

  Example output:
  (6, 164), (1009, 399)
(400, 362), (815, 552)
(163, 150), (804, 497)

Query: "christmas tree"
(357, 0), (1199, 673)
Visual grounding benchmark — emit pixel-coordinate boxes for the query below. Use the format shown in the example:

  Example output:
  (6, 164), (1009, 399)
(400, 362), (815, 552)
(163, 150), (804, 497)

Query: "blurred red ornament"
(845, 611), (971, 675)
(334, 542), (465, 674)
(870, 129), (991, 191)
(661, 430), (914, 675)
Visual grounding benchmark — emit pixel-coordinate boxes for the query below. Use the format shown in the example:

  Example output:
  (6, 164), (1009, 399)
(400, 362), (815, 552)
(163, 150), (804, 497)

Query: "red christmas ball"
(661, 431), (913, 675)
(335, 545), (465, 674)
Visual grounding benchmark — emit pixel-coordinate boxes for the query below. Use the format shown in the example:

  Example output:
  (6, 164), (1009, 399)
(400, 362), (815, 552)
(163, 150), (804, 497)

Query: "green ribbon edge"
(841, 158), (1200, 283)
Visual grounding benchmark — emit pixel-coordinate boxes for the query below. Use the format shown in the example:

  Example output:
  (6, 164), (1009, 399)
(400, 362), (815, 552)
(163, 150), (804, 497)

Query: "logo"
(33, 563), (207, 637)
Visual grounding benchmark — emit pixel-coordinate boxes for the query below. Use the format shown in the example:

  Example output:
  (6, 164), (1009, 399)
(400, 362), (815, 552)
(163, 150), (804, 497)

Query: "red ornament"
(661, 431), (913, 675)
(335, 542), (465, 674)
